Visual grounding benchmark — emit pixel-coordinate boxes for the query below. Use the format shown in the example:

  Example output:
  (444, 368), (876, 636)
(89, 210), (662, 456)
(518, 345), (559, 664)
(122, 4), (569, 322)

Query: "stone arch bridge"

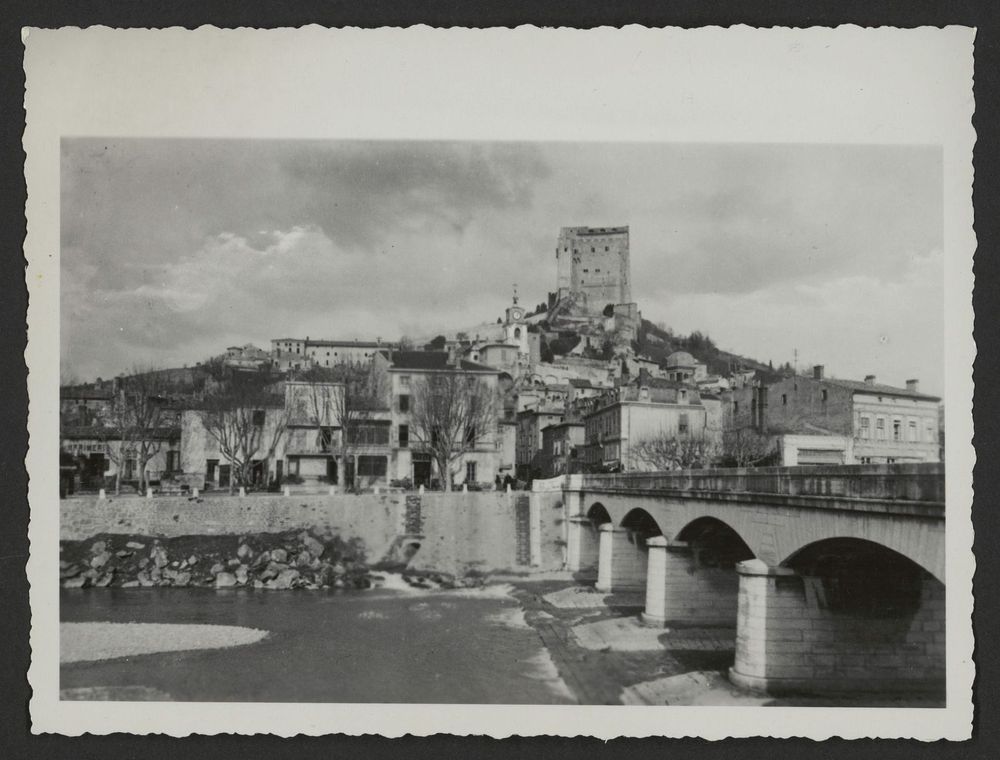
(561, 463), (946, 698)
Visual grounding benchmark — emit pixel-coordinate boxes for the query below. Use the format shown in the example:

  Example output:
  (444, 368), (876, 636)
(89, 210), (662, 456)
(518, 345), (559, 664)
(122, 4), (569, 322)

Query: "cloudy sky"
(61, 139), (943, 394)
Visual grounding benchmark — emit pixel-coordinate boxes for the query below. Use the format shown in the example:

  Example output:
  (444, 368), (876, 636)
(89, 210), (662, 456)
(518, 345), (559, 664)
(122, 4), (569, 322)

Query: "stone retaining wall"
(60, 490), (566, 576)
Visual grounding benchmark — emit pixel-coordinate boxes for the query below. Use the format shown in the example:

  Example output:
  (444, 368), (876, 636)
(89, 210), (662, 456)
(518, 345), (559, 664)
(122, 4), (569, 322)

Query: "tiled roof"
(61, 425), (180, 441)
(388, 351), (498, 373)
(819, 377), (940, 402)
(60, 387), (112, 400)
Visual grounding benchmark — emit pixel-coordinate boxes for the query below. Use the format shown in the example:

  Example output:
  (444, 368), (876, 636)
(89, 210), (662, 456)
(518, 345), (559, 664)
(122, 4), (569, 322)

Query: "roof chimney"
(906, 379), (920, 392)
(812, 365), (824, 380)
(865, 374), (877, 386)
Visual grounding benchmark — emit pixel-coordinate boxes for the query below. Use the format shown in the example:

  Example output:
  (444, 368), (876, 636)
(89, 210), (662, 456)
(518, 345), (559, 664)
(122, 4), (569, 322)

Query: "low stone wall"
(60, 490), (567, 576)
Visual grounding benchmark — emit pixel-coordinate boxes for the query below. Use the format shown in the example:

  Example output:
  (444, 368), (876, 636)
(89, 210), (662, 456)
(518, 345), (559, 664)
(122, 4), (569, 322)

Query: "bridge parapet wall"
(577, 463), (944, 504)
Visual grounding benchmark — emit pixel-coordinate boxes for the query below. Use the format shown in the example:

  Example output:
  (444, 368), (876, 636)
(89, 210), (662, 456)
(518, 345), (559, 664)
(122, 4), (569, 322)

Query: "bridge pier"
(566, 515), (600, 576)
(730, 559), (946, 697)
(596, 523), (648, 593)
(642, 538), (740, 628)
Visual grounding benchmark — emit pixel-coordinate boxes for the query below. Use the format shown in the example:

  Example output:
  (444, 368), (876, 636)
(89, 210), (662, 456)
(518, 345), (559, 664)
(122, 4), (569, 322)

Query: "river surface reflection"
(60, 585), (575, 704)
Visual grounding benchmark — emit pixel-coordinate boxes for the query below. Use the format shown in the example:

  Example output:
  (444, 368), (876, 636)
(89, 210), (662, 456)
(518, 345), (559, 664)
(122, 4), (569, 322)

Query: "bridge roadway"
(559, 463), (946, 698)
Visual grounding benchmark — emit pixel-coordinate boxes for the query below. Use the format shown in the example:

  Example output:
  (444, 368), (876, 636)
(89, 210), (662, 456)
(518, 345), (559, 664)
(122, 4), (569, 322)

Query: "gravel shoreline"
(60, 622), (268, 663)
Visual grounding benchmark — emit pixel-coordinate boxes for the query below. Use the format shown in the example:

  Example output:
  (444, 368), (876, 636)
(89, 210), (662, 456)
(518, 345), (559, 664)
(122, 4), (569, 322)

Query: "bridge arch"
(595, 507), (662, 593)
(675, 516), (756, 568)
(731, 536), (946, 697)
(587, 502), (612, 525)
(621, 507), (664, 540)
(781, 537), (936, 617)
(778, 525), (944, 585)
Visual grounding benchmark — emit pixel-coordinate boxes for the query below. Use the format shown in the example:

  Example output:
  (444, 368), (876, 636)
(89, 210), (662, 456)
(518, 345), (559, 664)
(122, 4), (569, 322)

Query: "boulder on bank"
(59, 529), (375, 591)
(215, 572), (237, 588)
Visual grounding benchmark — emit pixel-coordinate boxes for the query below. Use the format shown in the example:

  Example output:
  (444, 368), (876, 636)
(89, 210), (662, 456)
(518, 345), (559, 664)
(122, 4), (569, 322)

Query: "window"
(887, 457), (897, 464)
(252, 409), (266, 427)
(860, 456), (872, 464)
(320, 427), (334, 452)
(679, 413), (689, 436)
(893, 419), (902, 441)
(287, 457), (300, 476)
(514, 328), (521, 339)
(591, 247), (595, 253)
(782, 394), (787, 406)
(206, 459), (218, 481)
(400, 375), (410, 388)
(357, 456), (387, 477)
(398, 424), (409, 448)
(605, 246), (609, 251)
(909, 420), (917, 441)
(876, 417), (886, 440)
(733, 401), (739, 414)
(465, 425), (476, 446)
(821, 389), (828, 403)
(466, 461), (477, 483)
(398, 394), (410, 413)
(347, 421), (390, 445)
(860, 416), (871, 439)
(926, 423), (936, 442)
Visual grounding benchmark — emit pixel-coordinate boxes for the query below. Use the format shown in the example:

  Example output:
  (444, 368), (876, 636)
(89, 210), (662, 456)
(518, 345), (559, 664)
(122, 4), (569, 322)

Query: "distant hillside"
(636, 319), (789, 383)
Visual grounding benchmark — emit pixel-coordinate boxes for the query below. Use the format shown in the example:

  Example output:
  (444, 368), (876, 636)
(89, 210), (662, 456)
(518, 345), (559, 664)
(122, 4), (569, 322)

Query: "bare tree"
(294, 361), (388, 490)
(409, 371), (498, 491)
(198, 371), (290, 493)
(292, 366), (339, 455)
(92, 368), (171, 494)
(632, 430), (714, 471)
(98, 387), (138, 495)
(332, 361), (388, 490)
(717, 419), (775, 468)
(124, 368), (174, 494)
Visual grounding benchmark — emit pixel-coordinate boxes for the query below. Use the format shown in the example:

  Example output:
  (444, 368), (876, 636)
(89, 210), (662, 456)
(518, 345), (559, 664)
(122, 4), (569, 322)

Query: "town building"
(270, 337), (393, 372)
(382, 351), (503, 489)
(663, 351), (708, 384)
(580, 380), (709, 472)
(60, 382), (183, 492)
(60, 386), (113, 427)
(180, 395), (289, 490)
(738, 365), (941, 464)
(539, 420), (586, 479)
(224, 343), (271, 370)
(61, 425), (181, 491)
(515, 407), (566, 482)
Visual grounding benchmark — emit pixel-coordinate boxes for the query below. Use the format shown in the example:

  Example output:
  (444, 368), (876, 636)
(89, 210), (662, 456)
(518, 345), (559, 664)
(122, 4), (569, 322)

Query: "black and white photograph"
(23, 26), (976, 739)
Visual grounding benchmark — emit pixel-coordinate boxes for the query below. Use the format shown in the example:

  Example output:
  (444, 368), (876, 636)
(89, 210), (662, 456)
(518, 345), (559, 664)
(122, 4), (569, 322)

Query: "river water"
(60, 585), (575, 704)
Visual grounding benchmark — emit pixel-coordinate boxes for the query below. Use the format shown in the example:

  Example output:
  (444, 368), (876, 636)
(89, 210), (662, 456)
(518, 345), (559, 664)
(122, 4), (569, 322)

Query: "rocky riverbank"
(59, 530), (483, 591)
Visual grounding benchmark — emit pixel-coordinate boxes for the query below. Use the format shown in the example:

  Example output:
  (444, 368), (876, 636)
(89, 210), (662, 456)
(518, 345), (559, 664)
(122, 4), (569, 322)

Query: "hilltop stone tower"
(555, 225), (631, 315)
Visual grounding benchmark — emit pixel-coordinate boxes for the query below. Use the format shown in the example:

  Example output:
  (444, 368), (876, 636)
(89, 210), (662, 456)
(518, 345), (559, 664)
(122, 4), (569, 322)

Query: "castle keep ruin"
(555, 226), (631, 316)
